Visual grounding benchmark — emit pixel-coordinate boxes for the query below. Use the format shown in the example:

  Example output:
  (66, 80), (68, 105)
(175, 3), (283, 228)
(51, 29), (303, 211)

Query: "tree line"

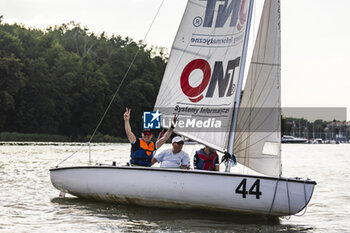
(282, 117), (349, 141)
(0, 17), (167, 141)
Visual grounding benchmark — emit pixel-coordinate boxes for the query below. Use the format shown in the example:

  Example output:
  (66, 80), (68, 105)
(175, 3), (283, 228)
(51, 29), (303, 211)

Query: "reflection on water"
(50, 197), (315, 233)
(0, 143), (349, 232)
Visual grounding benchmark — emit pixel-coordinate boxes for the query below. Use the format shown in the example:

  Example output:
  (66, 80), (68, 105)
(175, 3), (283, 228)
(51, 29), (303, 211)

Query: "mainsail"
(154, 0), (251, 152)
(234, 0), (282, 177)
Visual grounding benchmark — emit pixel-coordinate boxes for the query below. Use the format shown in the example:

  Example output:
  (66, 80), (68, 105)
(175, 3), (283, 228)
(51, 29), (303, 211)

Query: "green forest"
(0, 17), (167, 141)
(1, 17), (347, 142)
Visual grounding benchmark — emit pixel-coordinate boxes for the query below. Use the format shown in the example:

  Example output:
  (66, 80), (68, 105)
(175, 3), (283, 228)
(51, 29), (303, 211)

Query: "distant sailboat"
(50, 0), (316, 216)
(282, 136), (308, 143)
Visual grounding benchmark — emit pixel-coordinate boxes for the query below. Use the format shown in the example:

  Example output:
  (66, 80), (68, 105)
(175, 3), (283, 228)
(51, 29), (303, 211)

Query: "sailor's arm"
(151, 156), (158, 165)
(124, 108), (136, 143)
(180, 152), (191, 169)
(215, 153), (220, 171)
(156, 116), (177, 148)
(193, 152), (199, 169)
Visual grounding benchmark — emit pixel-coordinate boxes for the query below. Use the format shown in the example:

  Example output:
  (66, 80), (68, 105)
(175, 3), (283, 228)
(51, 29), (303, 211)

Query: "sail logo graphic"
(194, 0), (247, 29)
(143, 110), (161, 129)
(180, 58), (240, 103)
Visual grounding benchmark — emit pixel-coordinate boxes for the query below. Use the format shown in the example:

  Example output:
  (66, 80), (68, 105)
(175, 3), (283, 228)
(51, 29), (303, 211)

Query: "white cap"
(172, 136), (183, 143)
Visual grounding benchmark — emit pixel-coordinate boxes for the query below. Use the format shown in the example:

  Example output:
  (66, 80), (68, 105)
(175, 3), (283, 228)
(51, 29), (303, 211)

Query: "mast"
(225, 0), (255, 172)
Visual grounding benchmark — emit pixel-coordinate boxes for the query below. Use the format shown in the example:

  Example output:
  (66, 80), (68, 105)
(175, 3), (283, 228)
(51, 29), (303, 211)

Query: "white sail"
(154, 0), (251, 152)
(234, 0), (281, 177)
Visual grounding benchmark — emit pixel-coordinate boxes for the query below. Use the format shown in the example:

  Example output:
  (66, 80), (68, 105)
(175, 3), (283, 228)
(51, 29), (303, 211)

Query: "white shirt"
(154, 149), (190, 168)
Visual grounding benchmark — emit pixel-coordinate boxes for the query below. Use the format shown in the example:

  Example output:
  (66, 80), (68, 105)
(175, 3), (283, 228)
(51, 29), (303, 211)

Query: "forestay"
(154, 0), (251, 152)
(234, 0), (282, 177)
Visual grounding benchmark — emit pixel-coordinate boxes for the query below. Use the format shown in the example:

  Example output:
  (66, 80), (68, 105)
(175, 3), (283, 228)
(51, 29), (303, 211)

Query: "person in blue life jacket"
(123, 108), (176, 166)
(193, 146), (220, 171)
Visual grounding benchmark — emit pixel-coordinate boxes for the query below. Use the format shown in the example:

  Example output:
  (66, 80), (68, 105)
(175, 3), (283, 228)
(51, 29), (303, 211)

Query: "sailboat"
(50, 0), (316, 216)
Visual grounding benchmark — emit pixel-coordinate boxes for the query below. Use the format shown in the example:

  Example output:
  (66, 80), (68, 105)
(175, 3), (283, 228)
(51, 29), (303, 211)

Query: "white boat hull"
(50, 166), (316, 216)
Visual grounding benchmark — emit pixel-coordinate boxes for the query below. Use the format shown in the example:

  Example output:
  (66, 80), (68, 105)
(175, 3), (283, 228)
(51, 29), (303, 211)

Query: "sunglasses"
(143, 132), (152, 136)
(176, 141), (184, 145)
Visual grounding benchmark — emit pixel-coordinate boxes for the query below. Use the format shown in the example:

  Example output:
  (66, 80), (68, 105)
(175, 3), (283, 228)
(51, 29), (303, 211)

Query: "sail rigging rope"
(268, 177), (279, 215)
(55, 142), (90, 167)
(286, 178), (292, 215)
(54, 0), (166, 167)
(269, 178), (310, 219)
(88, 0), (165, 144)
(294, 180), (308, 217)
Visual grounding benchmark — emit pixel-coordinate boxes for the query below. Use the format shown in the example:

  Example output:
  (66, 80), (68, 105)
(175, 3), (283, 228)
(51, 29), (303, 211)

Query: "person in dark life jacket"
(124, 108), (176, 166)
(193, 146), (220, 171)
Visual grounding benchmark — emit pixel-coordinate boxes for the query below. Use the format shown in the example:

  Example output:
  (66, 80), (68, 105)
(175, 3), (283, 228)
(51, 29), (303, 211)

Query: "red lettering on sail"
(180, 59), (211, 103)
(180, 58), (240, 102)
(237, 0), (247, 31)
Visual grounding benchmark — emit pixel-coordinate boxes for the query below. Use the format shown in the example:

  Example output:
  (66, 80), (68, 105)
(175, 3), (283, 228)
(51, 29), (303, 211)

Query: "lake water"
(0, 142), (349, 232)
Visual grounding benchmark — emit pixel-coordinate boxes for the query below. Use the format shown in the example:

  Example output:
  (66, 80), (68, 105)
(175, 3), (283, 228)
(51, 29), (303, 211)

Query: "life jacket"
(130, 138), (155, 167)
(195, 149), (218, 170)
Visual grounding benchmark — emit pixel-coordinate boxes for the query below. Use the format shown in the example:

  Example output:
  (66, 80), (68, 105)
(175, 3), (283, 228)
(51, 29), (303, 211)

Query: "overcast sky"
(2, 0), (350, 121)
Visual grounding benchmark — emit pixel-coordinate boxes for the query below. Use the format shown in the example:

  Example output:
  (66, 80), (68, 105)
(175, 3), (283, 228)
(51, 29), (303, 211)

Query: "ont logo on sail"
(193, 0), (247, 29)
(183, 0), (248, 103)
(180, 57), (240, 103)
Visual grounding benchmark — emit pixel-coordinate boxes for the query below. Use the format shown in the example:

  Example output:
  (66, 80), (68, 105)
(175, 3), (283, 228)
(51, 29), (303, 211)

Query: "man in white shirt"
(151, 136), (190, 169)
